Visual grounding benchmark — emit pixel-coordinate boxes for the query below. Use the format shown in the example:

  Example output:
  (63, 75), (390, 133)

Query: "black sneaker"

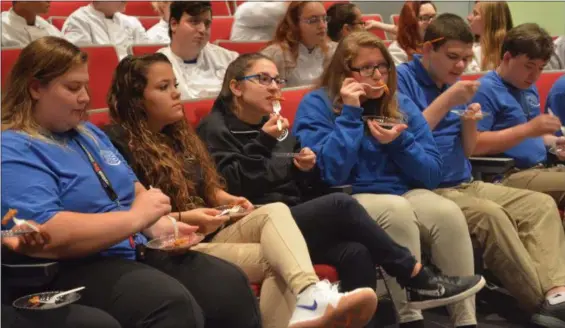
(403, 266), (485, 310)
(531, 293), (565, 328)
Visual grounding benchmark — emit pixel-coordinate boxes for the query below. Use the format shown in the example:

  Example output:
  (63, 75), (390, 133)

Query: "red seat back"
(537, 71), (565, 110)
(383, 40), (392, 47)
(210, 16), (234, 43)
(183, 98), (217, 127)
(49, 16), (66, 31)
(1, 47), (22, 87)
(137, 16), (161, 30)
(280, 86), (312, 127)
(212, 1), (232, 16)
(391, 14), (399, 25)
(128, 44), (166, 56)
(322, 1), (350, 10)
(215, 40), (267, 54)
(123, 2), (154, 16)
(87, 109), (111, 127)
(82, 46), (120, 109)
(362, 14), (386, 40)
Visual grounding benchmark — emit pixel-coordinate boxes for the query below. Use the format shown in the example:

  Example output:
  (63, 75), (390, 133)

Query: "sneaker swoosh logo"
(414, 284), (446, 297)
(296, 300), (318, 311)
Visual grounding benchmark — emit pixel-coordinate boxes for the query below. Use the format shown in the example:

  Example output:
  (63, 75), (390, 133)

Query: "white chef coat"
(230, 1), (287, 41)
(387, 40), (409, 66)
(158, 44), (239, 100)
(147, 19), (170, 44)
(1, 9), (62, 47)
(62, 4), (149, 59)
(262, 41), (337, 87)
(547, 36), (565, 70)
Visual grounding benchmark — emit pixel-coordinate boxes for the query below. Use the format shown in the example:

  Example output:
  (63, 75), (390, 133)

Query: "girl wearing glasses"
(293, 31), (483, 328)
(103, 52), (382, 328)
(198, 50), (485, 327)
(261, 1), (336, 87)
(388, 1), (437, 66)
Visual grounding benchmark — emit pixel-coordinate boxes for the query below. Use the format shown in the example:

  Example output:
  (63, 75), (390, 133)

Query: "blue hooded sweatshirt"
(292, 88), (443, 196)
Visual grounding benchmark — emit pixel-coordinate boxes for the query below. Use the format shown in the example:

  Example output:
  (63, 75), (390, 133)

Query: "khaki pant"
(502, 166), (565, 210)
(193, 202), (318, 328)
(435, 181), (565, 311)
(354, 190), (477, 326)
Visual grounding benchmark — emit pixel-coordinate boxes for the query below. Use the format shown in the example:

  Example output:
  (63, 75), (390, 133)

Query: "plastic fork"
(38, 287), (85, 304)
(12, 217), (39, 232)
(272, 100), (283, 131)
(217, 205), (241, 217)
(547, 108), (565, 135)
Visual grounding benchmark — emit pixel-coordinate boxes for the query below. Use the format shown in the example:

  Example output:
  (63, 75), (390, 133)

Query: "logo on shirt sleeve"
(100, 150), (122, 166)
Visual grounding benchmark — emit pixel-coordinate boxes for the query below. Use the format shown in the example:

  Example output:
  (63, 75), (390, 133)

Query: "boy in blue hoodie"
(470, 23), (565, 209)
(396, 13), (565, 327)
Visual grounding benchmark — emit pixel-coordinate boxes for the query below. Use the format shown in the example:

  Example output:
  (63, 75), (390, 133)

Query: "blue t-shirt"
(546, 75), (565, 136)
(472, 70), (546, 168)
(293, 88), (443, 195)
(1, 122), (146, 260)
(396, 55), (472, 187)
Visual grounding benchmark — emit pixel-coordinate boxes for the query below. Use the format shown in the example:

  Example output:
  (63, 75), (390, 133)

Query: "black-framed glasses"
(237, 73), (287, 87)
(301, 15), (330, 25)
(350, 63), (390, 77)
(418, 14), (436, 23)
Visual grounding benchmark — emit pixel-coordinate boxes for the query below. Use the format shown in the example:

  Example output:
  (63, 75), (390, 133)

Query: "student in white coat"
(1, 1), (62, 47)
(158, 1), (238, 100)
(62, 1), (149, 59)
(230, 0), (288, 41)
(261, 1), (337, 88)
(147, 1), (170, 44)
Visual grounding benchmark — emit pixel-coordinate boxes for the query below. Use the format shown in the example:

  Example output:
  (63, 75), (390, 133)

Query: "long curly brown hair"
(107, 53), (224, 210)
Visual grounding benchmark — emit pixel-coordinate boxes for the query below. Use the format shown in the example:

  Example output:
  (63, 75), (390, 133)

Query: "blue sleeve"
(1, 134), (62, 226)
(292, 91), (365, 186)
(384, 95), (443, 189)
(471, 82), (496, 131)
(396, 65), (412, 96)
(546, 80), (565, 135)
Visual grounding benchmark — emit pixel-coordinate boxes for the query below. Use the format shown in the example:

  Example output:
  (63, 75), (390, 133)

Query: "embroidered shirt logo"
(100, 150), (121, 166)
(525, 94), (540, 109)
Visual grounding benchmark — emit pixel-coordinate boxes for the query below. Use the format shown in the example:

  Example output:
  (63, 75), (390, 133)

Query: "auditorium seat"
(81, 45), (120, 109)
(1, 47), (22, 86)
(137, 16), (161, 30)
(215, 40), (267, 55)
(123, 1), (154, 17)
(538, 70), (565, 110)
(211, 1), (232, 16)
(391, 14), (399, 25)
(210, 16), (234, 43)
(362, 14), (387, 40)
(128, 44), (166, 56)
(49, 16), (66, 31)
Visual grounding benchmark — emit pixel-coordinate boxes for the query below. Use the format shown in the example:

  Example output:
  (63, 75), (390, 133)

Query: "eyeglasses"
(237, 73), (287, 87)
(418, 14), (436, 23)
(187, 17), (212, 29)
(301, 15), (330, 25)
(350, 63), (390, 77)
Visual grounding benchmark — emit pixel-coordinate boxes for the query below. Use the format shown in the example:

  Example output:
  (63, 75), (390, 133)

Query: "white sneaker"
(288, 280), (377, 328)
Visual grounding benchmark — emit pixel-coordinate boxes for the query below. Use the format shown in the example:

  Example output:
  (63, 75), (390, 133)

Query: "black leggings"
(2, 304), (122, 328)
(291, 193), (418, 291)
(28, 251), (261, 328)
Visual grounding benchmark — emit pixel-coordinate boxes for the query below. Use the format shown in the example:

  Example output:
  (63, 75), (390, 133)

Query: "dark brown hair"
(424, 13), (474, 50)
(107, 53), (224, 210)
(501, 23), (554, 62)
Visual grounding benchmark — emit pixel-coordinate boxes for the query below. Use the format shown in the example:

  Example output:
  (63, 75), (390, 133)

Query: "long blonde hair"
(477, 1), (513, 70)
(318, 31), (400, 118)
(1, 36), (89, 139)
